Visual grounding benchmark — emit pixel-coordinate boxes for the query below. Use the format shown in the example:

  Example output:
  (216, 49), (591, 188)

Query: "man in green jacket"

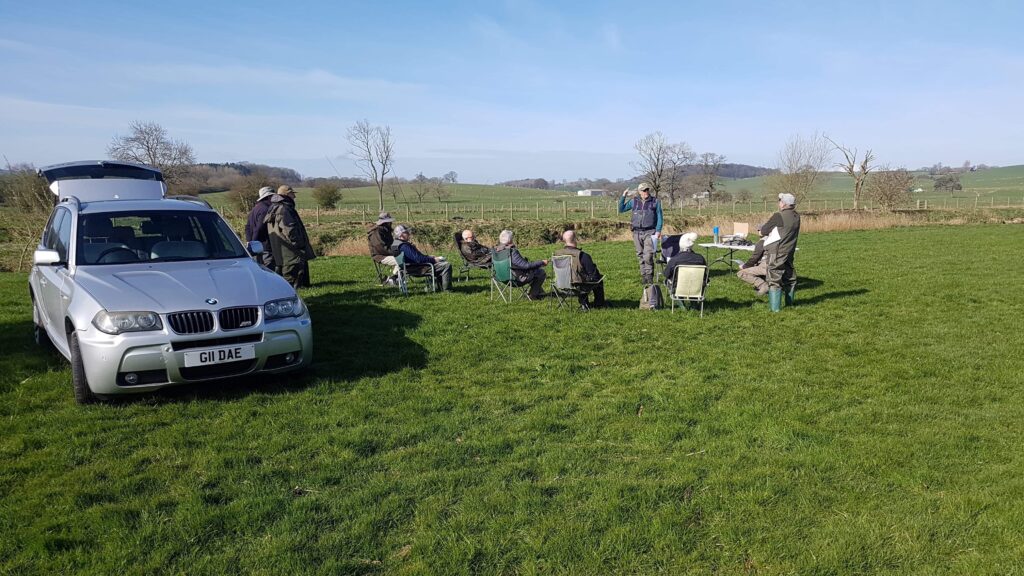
(264, 185), (316, 288)
(761, 193), (801, 311)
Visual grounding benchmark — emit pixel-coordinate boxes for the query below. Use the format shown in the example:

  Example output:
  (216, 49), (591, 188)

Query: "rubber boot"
(785, 286), (796, 306)
(768, 288), (782, 312)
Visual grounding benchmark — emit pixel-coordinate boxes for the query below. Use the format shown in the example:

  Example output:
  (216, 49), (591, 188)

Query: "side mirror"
(247, 241), (264, 255)
(33, 249), (61, 266)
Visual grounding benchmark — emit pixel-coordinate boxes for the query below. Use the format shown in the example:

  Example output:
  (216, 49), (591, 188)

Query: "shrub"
(313, 185), (341, 209)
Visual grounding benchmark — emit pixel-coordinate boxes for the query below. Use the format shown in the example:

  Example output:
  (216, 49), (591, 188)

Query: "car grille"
(168, 311), (215, 334)
(219, 306), (260, 330)
(171, 333), (263, 351)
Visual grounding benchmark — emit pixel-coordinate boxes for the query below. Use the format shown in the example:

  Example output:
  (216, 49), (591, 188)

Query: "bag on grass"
(639, 284), (663, 310)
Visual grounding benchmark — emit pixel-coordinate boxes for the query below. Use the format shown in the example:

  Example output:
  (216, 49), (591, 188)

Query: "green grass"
(2, 225), (1024, 574)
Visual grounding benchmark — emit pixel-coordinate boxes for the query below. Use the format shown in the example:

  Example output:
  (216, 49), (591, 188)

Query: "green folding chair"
(489, 248), (527, 303)
(396, 252), (437, 294)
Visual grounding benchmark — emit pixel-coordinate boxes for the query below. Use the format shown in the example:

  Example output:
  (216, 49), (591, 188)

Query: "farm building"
(577, 189), (606, 197)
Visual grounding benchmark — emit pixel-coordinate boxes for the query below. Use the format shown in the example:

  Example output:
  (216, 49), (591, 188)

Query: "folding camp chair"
(655, 234), (681, 284)
(550, 254), (605, 311)
(669, 264), (708, 317)
(396, 252), (437, 294)
(489, 248), (528, 303)
(454, 232), (492, 282)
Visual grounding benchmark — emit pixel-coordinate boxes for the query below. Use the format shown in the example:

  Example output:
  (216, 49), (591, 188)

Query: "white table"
(698, 242), (754, 271)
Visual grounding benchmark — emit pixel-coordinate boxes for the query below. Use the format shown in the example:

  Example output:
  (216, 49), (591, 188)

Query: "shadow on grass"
(796, 288), (869, 306)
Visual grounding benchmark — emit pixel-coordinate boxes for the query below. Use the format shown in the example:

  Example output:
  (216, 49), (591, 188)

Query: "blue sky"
(1, 0), (1022, 182)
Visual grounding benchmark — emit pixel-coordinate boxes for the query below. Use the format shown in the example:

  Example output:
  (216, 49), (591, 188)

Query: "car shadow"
(122, 299), (426, 404)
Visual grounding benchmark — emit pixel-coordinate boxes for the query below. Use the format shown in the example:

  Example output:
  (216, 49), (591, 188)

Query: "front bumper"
(76, 314), (313, 395)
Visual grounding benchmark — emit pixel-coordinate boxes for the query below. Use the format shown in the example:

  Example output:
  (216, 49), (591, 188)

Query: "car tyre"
(69, 331), (97, 404)
(32, 298), (53, 351)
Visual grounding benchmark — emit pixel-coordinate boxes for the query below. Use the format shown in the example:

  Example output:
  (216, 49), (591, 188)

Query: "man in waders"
(618, 182), (663, 285)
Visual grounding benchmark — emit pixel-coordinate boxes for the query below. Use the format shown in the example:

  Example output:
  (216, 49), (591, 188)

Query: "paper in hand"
(763, 226), (782, 246)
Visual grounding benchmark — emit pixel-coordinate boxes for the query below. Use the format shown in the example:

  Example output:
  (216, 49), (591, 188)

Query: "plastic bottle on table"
(713, 226), (720, 244)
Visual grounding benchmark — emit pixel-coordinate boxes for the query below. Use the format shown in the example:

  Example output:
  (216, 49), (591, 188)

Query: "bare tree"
(764, 132), (832, 202)
(431, 176), (450, 202)
(866, 166), (913, 210)
(384, 177), (406, 205)
(827, 137), (875, 209)
(631, 132), (672, 195)
(697, 152), (726, 198)
(662, 142), (695, 208)
(442, 171), (458, 184)
(107, 121), (196, 186)
(347, 120), (395, 211)
(228, 171), (276, 213)
(0, 161), (54, 271)
(410, 173), (430, 203)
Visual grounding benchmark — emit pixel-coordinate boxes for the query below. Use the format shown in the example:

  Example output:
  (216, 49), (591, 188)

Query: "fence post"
(445, 203), (449, 219)
(316, 205), (320, 226)
(510, 203), (514, 221)
(536, 202), (540, 220)
(763, 199), (767, 212)
(406, 204), (411, 222)
(562, 201), (567, 219)
(991, 197), (995, 207)
(361, 205), (366, 224)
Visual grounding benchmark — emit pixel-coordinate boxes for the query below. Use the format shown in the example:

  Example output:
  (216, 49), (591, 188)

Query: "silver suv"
(28, 161), (313, 403)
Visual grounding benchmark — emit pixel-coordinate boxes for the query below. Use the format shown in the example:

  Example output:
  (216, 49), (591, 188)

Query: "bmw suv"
(28, 161), (313, 403)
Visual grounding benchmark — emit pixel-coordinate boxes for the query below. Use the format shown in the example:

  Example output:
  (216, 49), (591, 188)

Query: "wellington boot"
(769, 288), (783, 312)
(785, 286), (796, 306)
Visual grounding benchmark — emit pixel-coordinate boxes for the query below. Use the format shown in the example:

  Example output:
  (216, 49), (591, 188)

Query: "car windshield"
(76, 210), (248, 265)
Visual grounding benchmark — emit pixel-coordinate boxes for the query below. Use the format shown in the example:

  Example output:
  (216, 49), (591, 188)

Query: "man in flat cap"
(264, 185), (315, 288)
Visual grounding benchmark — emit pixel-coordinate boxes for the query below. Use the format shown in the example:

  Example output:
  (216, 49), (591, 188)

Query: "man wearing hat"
(760, 193), (801, 311)
(618, 182), (663, 284)
(264, 185), (315, 288)
(367, 211), (400, 283)
(245, 186), (277, 269)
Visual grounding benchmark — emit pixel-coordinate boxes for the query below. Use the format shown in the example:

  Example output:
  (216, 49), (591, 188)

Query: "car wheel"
(69, 331), (97, 404)
(32, 298), (53, 351)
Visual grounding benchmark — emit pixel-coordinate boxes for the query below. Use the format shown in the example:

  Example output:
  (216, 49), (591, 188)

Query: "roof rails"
(166, 195), (213, 208)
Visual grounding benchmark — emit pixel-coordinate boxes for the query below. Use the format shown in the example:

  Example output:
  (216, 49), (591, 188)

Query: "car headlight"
(264, 297), (305, 320)
(92, 310), (163, 335)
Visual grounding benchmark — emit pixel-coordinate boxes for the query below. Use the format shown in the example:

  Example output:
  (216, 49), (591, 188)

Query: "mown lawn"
(1, 224), (1023, 575)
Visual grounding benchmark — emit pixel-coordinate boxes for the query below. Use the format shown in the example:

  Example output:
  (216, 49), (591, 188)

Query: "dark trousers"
(578, 280), (605, 307)
(516, 268), (547, 298)
(281, 260), (310, 289)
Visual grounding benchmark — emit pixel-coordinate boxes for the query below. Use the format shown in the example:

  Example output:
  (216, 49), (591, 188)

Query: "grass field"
(2, 224), (1024, 574)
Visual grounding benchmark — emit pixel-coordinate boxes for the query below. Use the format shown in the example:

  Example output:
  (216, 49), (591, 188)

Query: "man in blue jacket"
(494, 229), (548, 300)
(618, 182), (663, 284)
(391, 225), (452, 291)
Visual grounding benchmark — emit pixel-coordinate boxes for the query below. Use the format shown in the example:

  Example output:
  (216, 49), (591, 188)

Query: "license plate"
(183, 344), (256, 367)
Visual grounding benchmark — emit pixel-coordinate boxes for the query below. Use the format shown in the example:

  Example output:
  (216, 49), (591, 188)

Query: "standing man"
(245, 186), (276, 269)
(264, 185), (316, 288)
(761, 193), (801, 311)
(618, 182), (663, 284)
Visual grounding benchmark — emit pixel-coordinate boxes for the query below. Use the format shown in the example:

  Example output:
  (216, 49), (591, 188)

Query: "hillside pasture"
(2, 224), (1023, 574)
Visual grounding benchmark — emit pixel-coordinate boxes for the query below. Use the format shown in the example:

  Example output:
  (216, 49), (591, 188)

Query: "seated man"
(494, 229), (547, 300)
(553, 230), (606, 310)
(663, 232), (707, 291)
(367, 212), (399, 284)
(390, 225), (452, 291)
(736, 224), (769, 295)
(459, 229), (492, 265)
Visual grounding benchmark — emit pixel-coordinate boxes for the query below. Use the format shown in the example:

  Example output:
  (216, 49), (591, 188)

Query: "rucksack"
(639, 284), (663, 310)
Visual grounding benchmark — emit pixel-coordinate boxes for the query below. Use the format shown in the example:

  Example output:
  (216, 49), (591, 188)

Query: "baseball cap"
(637, 182), (652, 193)
(778, 193), (796, 206)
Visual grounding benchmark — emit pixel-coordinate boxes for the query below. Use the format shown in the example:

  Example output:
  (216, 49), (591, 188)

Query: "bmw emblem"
(205, 298), (218, 305)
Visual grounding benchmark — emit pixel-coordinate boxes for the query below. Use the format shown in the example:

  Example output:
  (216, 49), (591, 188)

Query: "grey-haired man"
(761, 193), (801, 311)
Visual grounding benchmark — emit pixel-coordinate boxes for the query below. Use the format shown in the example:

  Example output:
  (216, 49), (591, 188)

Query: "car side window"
(55, 209), (72, 263)
(43, 209), (65, 251)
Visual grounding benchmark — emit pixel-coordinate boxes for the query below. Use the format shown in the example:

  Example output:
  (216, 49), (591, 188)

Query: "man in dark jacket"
(736, 225), (768, 295)
(553, 230), (605, 309)
(459, 229), (492, 265)
(264, 185), (315, 288)
(245, 186), (276, 269)
(367, 212), (399, 283)
(494, 229), (547, 300)
(761, 193), (801, 310)
(618, 182), (663, 284)
(391, 225), (451, 291)
(664, 232), (707, 292)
